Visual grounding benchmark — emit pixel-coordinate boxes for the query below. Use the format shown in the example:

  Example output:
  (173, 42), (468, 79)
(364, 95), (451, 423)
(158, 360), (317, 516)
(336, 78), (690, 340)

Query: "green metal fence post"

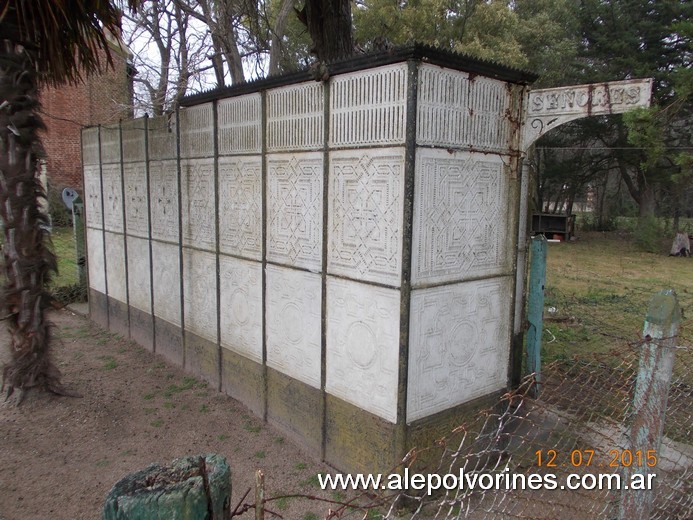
(72, 196), (86, 288)
(526, 235), (547, 395)
(619, 289), (680, 520)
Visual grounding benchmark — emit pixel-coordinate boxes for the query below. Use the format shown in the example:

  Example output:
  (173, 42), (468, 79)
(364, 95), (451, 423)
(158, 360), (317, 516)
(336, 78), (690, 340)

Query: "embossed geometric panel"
(127, 236), (151, 313)
(407, 277), (512, 422)
(267, 83), (324, 152)
(326, 278), (401, 423)
(149, 160), (179, 242)
(179, 103), (214, 158)
(105, 232), (127, 303)
(417, 65), (511, 153)
(100, 125), (121, 164)
(151, 241), (181, 326)
(218, 94), (262, 155)
(328, 149), (404, 286)
(183, 248), (217, 343)
(82, 127), (100, 166)
(148, 115), (177, 160)
(121, 119), (146, 162)
(219, 255), (262, 362)
(86, 227), (105, 292)
(267, 265), (321, 389)
(123, 162), (148, 238)
(218, 156), (262, 260)
(412, 149), (511, 286)
(267, 153), (323, 271)
(181, 158), (215, 251)
(330, 64), (407, 148)
(84, 165), (102, 229)
(102, 164), (123, 233)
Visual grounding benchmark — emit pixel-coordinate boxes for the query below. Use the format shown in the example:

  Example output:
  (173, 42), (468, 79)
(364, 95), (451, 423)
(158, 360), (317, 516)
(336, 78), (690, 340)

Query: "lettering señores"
(529, 87), (642, 114)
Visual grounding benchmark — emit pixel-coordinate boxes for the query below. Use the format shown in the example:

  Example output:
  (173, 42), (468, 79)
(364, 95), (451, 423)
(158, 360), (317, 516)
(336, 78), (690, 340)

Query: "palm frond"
(1, 0), (139, 85)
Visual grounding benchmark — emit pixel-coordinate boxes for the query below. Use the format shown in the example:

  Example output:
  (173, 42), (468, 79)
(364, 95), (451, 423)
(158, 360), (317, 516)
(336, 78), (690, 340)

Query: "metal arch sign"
(521, 78), (653, 152)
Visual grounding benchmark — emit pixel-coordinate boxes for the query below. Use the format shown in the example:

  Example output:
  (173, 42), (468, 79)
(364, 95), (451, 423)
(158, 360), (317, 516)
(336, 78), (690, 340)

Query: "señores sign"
(521, 78), (653, 151)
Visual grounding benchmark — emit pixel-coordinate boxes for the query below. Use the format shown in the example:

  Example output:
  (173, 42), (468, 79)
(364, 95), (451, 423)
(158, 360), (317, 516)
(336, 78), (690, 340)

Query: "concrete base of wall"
(108, 297), (130, 339)
(87, 291), (506, 475)
(406, 391), (504, 474)
(154, 317), (184, 367)
(184, 331), (219, 390)
(325, 394), (400, 475)
(267, 368), (323, 455)
(129, 307), (154, 352)
(89, 289), (109, 329)
(221, 348), (265, 419)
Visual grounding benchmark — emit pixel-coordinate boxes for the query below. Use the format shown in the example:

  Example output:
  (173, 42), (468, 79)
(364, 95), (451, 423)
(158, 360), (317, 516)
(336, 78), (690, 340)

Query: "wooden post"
(526, 235), (547, 395)
(619, 289), (681, 520)
(255, 469), (265, 520)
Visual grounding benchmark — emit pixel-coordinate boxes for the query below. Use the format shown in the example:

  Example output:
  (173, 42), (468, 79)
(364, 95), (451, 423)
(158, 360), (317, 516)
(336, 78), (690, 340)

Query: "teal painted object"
(619, 290), (680, 520)
(526, 236), (547, 395)
(103, 454), (231, 519)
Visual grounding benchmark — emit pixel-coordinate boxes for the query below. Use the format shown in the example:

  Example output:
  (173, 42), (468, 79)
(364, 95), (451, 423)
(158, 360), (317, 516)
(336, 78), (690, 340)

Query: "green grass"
(50, 226), (79, 288)
(101, 356), (117, 370)
(542, 232), (692, 378)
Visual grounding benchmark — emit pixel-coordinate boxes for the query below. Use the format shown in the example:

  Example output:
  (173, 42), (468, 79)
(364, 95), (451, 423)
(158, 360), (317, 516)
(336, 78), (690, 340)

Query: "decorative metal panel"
(151, 241), (181, 326)
(84, 165), (103, 229)
(86, 227), (105, 292)
(218, 94), (262, 155)
(123, 162), (149, 238)
(121, 119), (146, 162)
(102, 164), (123, 233)
(179, 103), (214, 158)
(266, 153), (323, 271)
(266, 265), (322, 389)
(218, 156), (262, 260)
(127, 236), (151, 313)
(330, 64), (407, 148)
(219, 255), (262, 362)
(328, 149), (404, 286)
(105, 232), (127, 303)
(407, 277), (512, 422)
(469, 76), (511, 152)
(100, 125), (121, 164)
(326, 278), (400, 423)
(183, 248), (217, 342)
(267, 83), (324, 152)
(148, 115), (177, 161)
(411, 149), (511, 286)
(149, 160), (179, 243)
(181, 158), (216, 252)
(417, 64), (511, 152)
(82, 127), (100, 166)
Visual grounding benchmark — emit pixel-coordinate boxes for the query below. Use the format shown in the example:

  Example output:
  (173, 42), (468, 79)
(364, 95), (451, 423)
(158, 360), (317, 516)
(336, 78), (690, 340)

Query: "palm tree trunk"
(0, 39), (63, 401)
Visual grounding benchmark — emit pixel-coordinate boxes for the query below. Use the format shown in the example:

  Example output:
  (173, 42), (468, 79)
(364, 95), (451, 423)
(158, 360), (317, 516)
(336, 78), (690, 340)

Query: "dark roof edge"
(180, 43), (539, 107)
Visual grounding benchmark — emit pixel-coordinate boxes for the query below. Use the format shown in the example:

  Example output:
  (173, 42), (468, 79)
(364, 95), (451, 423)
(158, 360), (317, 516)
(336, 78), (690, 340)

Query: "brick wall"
(40, 45), (133, 192)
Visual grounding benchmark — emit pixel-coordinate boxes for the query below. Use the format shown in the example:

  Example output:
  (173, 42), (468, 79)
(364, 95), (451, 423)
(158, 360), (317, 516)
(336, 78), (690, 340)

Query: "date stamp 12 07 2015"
(535, 449), (658, 469)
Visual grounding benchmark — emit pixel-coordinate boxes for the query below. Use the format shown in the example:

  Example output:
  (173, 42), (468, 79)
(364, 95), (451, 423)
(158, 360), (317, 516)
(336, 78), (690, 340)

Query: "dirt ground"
(0, 308), (364, 520)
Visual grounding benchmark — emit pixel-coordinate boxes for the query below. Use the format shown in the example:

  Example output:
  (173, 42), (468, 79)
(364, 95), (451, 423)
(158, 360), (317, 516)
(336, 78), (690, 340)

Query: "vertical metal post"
(72, 197), (87, 288)
(526, 235), (547, 395)
(619, 289), (680, 520)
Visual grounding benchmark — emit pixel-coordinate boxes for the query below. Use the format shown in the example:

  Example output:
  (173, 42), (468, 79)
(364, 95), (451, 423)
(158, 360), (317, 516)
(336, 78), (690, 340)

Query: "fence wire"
(371, 324), (691, 519)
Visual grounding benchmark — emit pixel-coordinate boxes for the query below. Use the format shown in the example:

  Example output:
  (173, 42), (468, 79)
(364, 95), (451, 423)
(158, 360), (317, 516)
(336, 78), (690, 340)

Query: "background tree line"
(126, 0), (691, 243)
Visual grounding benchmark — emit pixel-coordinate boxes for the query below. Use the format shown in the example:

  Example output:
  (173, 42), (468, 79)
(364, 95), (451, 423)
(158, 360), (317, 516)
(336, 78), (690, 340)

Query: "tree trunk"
(639, 184), (656, 219)
(301, 0), (353, 62)
(0, 39), (63, 400)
